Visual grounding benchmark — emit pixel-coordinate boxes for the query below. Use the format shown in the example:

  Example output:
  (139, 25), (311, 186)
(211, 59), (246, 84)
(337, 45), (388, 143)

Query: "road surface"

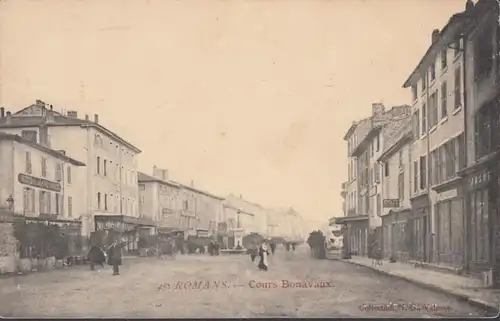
(0, 247), (488, 318)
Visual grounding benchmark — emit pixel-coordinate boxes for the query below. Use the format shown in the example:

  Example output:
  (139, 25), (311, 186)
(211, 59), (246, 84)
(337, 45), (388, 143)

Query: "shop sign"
(162, 208), (173, 214)
(383, 199), (400, 208)
(18, 173), (61, 192)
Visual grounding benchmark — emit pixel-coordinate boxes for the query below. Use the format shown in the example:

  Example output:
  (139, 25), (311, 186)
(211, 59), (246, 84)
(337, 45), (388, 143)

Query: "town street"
(0, 247), (487, 318)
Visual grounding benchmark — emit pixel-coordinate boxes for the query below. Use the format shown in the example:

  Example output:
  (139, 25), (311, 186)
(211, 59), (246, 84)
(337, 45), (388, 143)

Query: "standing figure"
(88, 245), (105, 271)
(291, 243), (296, 251)
(258, 243), (270, 271)
(107, 241), (123, 276)
(269, 242), (276, 255)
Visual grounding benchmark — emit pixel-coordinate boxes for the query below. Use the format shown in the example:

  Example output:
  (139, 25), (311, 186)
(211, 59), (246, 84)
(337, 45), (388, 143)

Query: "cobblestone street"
(0, 248), (488, 318)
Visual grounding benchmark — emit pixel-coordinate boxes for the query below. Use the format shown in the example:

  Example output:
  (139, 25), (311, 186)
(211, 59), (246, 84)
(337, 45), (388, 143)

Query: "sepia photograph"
(0, 0), (500, 318)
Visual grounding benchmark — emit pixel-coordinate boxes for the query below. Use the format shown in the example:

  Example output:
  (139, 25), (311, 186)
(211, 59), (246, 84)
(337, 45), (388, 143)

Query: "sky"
(0, 0), (466, 223)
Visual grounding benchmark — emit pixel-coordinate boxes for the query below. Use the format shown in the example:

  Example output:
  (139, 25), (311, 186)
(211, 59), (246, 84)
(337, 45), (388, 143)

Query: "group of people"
(87, 241), (126, 276)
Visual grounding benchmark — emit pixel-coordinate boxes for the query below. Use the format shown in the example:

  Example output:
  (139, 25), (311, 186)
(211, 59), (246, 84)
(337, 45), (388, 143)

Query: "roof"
(0, 132), (86, 166)
(222, 204), (254, 216)
(0, 104), (141, 153)
(343, 121), (359, 141)
(402, 12), (467, 88)
(137, 172), (181, 188)
(138, 172), (224, 200)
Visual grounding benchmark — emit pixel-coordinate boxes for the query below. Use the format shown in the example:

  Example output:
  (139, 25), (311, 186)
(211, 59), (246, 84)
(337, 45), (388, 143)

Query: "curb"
(341, 259), (499, 316)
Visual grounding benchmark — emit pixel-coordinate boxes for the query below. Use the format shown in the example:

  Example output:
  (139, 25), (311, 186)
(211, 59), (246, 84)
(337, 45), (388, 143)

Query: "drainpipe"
(461, 30), (469, 273)
(425, 69), (432, 264)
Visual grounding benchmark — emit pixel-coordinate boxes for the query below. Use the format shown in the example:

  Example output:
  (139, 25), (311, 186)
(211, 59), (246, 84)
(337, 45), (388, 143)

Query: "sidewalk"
(340, 256), (500, 314)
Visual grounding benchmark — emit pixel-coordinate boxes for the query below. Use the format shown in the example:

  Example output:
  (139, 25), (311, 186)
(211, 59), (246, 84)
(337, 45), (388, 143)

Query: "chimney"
(5, 111), (11, 123)
(94, 114), (99, 124)
(465, 0), (474, 12)
(45, 109), (55, 124)
(35, 100), (46, 108)
(67, 111), (78, 118)
(49, 105), (53, 111)
(162, 169), (169, 181)
(0, 107), (4, 118)
(431, 29), (440, 43)
(85, 114), (89, 121)
(58, 150), (66, 156)
(372, 103), (385, 116)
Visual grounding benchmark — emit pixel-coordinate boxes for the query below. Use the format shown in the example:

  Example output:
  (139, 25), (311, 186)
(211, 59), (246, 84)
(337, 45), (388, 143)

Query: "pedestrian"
(270, 242), (276, 255)
(291, 243), (296, 251)
(258, 242), (270, 271)
(88, 244), (105, 271)
(107, 241), (123, 276)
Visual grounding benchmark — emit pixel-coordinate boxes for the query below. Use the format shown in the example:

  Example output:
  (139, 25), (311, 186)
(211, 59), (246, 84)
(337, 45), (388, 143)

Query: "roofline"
(0, 119), (141, 154)
(222, 204), (254, 216)
(377, 131), (413, 163)
(0, 133), (86, 166)
(402, 12), (467, 88)
(181, 184), (224, 200)
(343, 123), (358, 141)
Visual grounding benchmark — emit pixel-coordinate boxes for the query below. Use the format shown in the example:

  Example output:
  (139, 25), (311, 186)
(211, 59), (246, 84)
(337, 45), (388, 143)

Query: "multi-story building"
(0, 130), (86, 271)
(378, 117), (413, 261)
(223, 194), (268, 236)
(337, 104), (410, 257)
(138, 167), (224, 236)
(402, 8), (468, 265)
(0, 101), (145, 250)
(459, 0), (500, 283)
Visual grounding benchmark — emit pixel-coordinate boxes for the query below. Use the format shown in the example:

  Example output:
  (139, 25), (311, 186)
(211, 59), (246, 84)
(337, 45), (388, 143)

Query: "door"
(423, 215), (428, 262)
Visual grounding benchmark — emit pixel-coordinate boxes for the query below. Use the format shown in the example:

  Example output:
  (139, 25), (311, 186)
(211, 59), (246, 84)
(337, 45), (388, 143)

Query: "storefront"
(381, 209), (410, 262)
(94, 215), (156, 253)
(409, 194), (430, 262)
(432, 178), (465, 267)
(335, 215), (368, 257)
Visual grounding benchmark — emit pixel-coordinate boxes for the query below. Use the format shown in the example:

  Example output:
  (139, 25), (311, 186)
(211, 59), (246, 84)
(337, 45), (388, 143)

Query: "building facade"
(0, 101), (144, 246)
(0, 131), (86, 271)
(403, 10), (468, 265)
(459, 0), (500, 283)
(378, 117), (413, 261)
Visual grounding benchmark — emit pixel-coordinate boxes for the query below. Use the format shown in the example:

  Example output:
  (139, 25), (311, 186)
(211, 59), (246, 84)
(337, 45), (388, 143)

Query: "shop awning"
(94, 215), (156, 227)
(335, 215), (368, 224)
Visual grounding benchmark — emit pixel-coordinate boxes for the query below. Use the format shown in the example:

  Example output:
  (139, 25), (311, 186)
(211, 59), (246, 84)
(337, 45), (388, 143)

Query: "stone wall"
(0, 222), (19, 274)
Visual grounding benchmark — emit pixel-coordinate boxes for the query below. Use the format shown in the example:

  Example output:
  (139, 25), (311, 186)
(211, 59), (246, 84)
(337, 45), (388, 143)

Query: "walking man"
(107, 241), (123, 276)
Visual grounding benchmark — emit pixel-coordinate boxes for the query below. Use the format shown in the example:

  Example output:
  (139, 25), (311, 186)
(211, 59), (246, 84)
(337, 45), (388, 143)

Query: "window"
(139, 184), (146, 191)
(184, 200), (189, 210)
(104, 160), (107, 177)
(55, 163), (62, 181)
(445, 140), (456, 179)
(429, 91), (438, 128)
(369, 168), (373, 185)
(39, 191), (46, 214)
(431, 150), (438, 185)
(441, 82), (448, 118)
(22, 188), (35, 213)
(376, 194), (381, 216)
(429, 151), (435, 185)
(399, 150), (403, 168)
(21, 130), (37, 143)
(457, 133), (466, 170)
(441, 48), (447, 70)
(438, 145), (446, 183)
(421, 103), (427, 135)
(67, 166), (72, 184)
(454, 39), (461, 56)
(412, 85), (418, 102)
(25, 152), (32, 174)
(454, 66), (462, 109)
(384, 162), (389, 177)
(96, 156), (101, 175)
(104, 194), (108, 211)
(398, 171), (404, 200)
(55, 194), (61, 215)
(371, 142), (374, 157)
(419, 155), (426, 189)
(68, 196), (73, 217)
(97, 192), (101, 210)
(413, 161), (419, 193)
(422, 73), (427, 91)
(413, 110), (420, 140)
(474, 102), (499, 159)
(475, 26), (494, 78)
(430, 62), (436, 81)
(41, 157), (47, 177)
(374, 163), (380, 183)
(376, 134), (380, 152)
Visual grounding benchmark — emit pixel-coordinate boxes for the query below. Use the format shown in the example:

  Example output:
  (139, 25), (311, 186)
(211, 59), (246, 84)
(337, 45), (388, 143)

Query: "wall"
(0, 222), (17, 274)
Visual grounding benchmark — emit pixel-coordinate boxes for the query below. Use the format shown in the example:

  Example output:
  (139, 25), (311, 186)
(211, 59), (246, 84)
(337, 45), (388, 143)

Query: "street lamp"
(6, 195), (14, 211)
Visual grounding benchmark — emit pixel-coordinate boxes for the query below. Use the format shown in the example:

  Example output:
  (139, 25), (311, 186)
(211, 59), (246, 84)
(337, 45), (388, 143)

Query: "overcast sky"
(0, 0), (465, 222)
